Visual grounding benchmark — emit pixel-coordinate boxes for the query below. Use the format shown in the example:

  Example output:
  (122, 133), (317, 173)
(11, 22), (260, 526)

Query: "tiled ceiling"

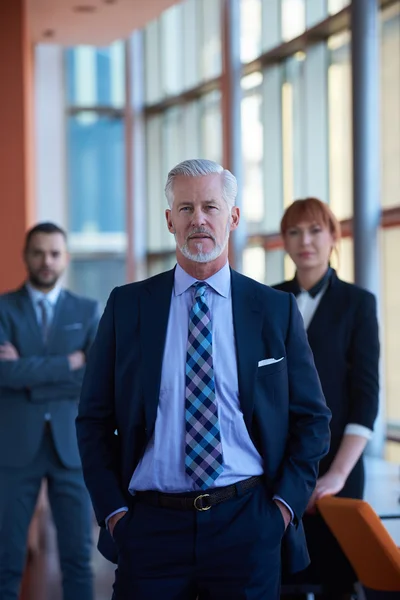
(27, 0), (180, 45)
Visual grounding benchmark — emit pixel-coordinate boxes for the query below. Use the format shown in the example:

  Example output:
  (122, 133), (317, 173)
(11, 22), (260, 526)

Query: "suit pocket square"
(64, 323), (83, 330)
(258, 357), (284, 367)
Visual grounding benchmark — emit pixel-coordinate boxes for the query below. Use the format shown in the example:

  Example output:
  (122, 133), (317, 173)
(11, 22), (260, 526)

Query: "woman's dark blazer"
(273, 270), (379, 498)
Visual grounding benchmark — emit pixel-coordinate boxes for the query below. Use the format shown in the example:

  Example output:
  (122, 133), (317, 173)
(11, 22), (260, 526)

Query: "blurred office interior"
(0, 0), (399, 597)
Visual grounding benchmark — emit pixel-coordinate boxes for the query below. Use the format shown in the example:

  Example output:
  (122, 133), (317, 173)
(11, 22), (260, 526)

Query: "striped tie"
(185, 282), (223, 489)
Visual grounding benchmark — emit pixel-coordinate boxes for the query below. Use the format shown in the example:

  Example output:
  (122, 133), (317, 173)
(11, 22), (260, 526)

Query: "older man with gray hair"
(77, 159), (331, 599)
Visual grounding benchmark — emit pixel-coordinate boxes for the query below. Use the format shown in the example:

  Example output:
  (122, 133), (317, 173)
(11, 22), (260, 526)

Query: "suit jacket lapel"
(306, 272), (339, 342)
(46, 290), (66, 347)
(140, 269), (175, 435)
(280, 272), (339, 339)
(231, 270), (264, 431)
(17, 286), (44, 346)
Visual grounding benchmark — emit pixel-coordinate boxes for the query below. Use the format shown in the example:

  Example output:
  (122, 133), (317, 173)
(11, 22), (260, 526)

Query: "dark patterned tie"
(185, 282), (223, 489)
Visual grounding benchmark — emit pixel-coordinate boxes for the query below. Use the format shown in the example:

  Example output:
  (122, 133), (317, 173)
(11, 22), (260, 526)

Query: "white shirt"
(26, 282), (62, 329)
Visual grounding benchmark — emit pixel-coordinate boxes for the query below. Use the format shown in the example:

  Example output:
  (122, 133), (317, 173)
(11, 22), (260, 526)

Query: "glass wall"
(381, 4), (400, 209)
(64, 43), (127, 303)
(61, 0), (400, 444)
(380, 2), (400, 434)
(67, 114), (125, 235)
(328, 31), (353, 220)
(140, 0), (400, 447)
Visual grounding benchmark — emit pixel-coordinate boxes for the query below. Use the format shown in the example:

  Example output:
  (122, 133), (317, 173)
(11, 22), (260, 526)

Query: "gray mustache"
(186, 228), (215, 242)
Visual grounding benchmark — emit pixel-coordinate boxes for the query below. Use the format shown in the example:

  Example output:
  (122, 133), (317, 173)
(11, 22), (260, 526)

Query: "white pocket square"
(64, 323), (83, 330)
(258, 357), (284, 367)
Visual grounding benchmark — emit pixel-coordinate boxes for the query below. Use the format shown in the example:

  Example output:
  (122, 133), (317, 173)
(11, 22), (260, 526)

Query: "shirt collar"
(25, 282), (62, 307)
(174, 262), (230, 298)
(294, 267), (333, 298)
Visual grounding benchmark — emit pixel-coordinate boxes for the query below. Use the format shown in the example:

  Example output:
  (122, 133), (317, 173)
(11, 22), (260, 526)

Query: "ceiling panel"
(27, 0), (181, 45)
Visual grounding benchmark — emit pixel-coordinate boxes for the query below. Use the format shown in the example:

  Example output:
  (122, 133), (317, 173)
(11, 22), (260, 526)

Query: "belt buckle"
(194, 493), (211, 511)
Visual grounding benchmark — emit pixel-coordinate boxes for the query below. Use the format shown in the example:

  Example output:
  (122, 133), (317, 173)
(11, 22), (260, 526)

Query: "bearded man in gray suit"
(0, 222), (99, 600)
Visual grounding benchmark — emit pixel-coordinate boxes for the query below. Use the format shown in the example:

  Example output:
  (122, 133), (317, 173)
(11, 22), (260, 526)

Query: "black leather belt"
(136, 475), (263, 512)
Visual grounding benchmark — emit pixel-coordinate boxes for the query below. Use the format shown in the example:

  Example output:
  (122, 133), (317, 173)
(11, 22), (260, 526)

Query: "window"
(145, 20), (162, 104)
(331, 236), (354, 283)
(266, 248), (285, 285)
(67, 114), (126, 243)
(328, 31), (353, 219)
(65, 41), (127, 265)
(282, 53), (307, 205)
(161, 4), (184, 96)
(281, 0), (306, 42)
(382, 227), (400, 424)
(242, 87), (264, 230)
(65, 42), (125, 108)
(241, 0), (262, 63)
(243, 246), (266, 283)
(68, 257), (126, 309)
(381, 4), (400, 208)
(328, 0), (350, 15)
(200, 0), (222, 80)
(200, 91), (223, 163)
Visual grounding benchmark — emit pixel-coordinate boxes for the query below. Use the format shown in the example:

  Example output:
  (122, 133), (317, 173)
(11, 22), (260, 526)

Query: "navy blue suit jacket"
(76, 268), (331, 572)
(0, 286), (99, 469)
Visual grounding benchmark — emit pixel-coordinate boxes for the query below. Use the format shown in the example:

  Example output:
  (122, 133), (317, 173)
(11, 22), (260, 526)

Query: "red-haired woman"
(275, 198), (380, 600)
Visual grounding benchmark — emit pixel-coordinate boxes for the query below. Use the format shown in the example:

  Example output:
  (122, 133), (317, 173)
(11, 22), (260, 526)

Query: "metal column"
(351, 0), (384, 456)
(221, 0), (245, 272)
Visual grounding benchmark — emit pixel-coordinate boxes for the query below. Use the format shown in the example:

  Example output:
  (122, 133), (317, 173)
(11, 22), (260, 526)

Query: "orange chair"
(317, 496), (400, 593)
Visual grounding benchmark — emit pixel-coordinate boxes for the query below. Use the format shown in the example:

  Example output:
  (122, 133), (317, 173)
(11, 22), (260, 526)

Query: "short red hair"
(280, 197), (341, 241)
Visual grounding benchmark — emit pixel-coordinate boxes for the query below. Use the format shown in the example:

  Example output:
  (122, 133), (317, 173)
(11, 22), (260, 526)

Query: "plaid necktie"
(38, 298), (51, 343)
(185, 282), (223, 489)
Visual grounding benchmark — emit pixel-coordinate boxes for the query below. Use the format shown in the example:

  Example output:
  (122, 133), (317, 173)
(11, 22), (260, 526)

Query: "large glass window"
(242, 84), (264, 232)
(328, 31), (352, 219)
(240, 0), (262, 63)
(281, 0), (306, 42)
(266, 248), (285, 285)
(328, 0), (350, 15)
(145, 0), (221, 104)
(65, 42), (127, 288)
(67, 113), (125, 236)
(282, 53), (306, 205)
(65, 42), (125, 108)
(144, 20), (162, 104)
(200, 91), (223, 163)
(200, 0), (222, 80)
(146, 115), (165, 252)
(381, 3), (400, 208)
(243, 246), (266, 283)
(331, 236), (354, 283)
(161, 4), (184, 96)
(69, 257), (126, 309)
(382, 227), (400, 425)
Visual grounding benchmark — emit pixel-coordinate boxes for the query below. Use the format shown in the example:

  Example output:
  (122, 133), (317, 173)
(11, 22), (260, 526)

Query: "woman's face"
(283, 220), (335, 271)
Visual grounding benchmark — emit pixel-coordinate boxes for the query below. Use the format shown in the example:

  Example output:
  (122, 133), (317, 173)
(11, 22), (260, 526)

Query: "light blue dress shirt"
(108, 262), (293, 524)
(26, 282), (61, 329)
(130, 261), (264, 493)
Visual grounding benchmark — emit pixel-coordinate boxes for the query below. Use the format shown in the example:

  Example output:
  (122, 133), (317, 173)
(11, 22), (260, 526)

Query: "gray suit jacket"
(0, 285), (99, 469)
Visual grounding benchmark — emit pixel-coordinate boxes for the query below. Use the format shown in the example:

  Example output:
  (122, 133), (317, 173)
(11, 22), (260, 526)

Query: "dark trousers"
(112, 482), (284, 599)
(281, 513), (356, 600)
(0, 425), (93, 600)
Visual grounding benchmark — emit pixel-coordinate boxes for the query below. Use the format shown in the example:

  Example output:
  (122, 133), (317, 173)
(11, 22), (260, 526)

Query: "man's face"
(165, 173), (239, 264)
(24, 232), (68, 290)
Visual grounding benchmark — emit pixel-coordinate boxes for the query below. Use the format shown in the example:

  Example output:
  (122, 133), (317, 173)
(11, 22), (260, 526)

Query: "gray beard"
(177, 222), (230, 264)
